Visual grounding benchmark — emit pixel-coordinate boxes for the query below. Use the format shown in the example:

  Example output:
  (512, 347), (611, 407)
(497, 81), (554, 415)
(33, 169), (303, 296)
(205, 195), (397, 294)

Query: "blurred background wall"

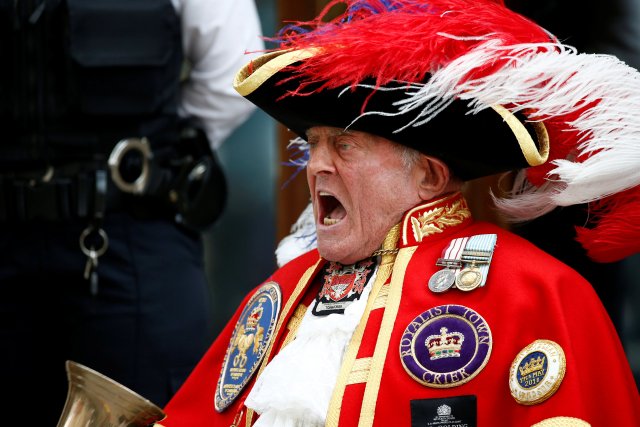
(203, 0), (277, 338)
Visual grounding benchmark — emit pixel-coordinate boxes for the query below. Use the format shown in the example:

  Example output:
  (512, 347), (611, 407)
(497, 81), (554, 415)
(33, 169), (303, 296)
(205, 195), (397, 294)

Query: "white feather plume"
(389, 39), (640, 221)
(274, 40), (640, 256)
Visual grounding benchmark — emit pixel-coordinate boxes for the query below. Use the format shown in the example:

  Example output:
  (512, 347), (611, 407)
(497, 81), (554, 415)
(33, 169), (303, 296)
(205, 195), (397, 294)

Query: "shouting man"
(160, 1), (640, 426)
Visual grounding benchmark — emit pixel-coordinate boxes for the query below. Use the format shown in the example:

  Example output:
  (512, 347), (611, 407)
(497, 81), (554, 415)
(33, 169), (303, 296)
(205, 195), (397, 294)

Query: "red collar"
(398, 193), (472, 249)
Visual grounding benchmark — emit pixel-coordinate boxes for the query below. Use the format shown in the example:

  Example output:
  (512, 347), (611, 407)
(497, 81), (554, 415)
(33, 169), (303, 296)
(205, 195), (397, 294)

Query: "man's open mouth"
(318, 191), (346, 226)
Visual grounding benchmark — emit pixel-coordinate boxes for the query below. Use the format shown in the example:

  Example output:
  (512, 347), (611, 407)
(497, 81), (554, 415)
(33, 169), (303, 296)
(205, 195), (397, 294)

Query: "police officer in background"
(0, 0), (263, 424)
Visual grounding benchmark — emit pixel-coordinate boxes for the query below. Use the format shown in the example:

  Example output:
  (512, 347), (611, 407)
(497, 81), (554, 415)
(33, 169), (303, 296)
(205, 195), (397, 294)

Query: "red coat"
(161, 194), (639, 426)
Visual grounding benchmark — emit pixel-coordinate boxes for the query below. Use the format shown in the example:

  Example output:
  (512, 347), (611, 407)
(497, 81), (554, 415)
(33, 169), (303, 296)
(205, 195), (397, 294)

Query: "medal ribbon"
(460, 234), (497, 288)
(438, 236), (468, 274)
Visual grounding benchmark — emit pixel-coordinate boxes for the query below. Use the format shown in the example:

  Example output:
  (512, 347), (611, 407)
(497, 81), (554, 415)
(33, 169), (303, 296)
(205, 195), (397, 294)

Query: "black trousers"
(0, 213), (211, 424)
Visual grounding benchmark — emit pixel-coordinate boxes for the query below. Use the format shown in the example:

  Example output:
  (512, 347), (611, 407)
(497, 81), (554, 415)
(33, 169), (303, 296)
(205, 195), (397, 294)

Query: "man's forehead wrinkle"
(306, 127), (352, 139)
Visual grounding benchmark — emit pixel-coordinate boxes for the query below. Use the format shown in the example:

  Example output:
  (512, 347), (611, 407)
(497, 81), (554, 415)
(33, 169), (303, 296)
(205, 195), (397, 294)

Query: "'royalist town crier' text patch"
(400, 304), (492, 388)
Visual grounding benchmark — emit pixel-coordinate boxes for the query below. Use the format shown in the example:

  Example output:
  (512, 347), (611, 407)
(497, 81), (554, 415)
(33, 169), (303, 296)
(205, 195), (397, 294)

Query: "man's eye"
(336, 137), (355, 151)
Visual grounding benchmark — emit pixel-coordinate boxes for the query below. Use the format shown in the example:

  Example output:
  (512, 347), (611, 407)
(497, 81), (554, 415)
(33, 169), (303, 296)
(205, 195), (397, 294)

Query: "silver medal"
(428, 269), (456, 293)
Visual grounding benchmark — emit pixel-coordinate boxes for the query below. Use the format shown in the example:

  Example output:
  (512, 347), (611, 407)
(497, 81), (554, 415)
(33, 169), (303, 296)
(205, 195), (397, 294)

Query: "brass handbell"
(57, 360), (166, 427)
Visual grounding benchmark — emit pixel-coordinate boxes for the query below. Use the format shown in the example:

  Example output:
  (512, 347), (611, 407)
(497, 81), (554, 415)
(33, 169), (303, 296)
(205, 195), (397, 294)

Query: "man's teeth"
(323, 217), (339, 225)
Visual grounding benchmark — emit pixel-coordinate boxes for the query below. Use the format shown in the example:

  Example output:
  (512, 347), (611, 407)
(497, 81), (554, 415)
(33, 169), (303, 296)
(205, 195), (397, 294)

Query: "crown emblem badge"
(509, 340), (566, 406)
(400, 305), (492, 389)
(425, 327), (465, 360)
(436, 404), (452, 416)
(518, 354), (545, 377)
(246, 304), (264, 330)
(215, 282), (282, 412)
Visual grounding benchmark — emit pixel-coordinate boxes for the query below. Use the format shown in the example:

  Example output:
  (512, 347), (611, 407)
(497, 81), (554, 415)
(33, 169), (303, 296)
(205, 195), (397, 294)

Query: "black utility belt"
(0, 169), (165, 222)
(0, 134), (227, 231)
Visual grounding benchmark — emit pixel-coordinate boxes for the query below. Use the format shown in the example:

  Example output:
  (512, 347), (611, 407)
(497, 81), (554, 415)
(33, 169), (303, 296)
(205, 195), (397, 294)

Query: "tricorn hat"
(234, 0), (640, 263)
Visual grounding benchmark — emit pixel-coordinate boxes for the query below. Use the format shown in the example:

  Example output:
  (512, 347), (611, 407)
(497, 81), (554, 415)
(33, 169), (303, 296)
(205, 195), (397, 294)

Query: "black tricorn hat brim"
(235, 50), (549, 181)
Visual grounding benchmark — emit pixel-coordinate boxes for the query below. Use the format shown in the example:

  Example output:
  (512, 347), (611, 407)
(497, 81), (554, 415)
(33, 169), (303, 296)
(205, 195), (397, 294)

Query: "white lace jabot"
(245, 267), (378, 427)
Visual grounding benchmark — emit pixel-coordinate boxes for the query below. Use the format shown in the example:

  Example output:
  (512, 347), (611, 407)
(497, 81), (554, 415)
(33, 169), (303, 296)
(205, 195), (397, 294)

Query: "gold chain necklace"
(371, 248), (399, 257)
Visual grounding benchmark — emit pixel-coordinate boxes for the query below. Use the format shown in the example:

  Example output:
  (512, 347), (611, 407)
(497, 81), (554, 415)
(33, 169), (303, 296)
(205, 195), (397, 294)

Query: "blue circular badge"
(399, 304), (492, 388)
(509, 339), (566, 405)
(215, 282), (281, 412)
(517, 351), (548, 389)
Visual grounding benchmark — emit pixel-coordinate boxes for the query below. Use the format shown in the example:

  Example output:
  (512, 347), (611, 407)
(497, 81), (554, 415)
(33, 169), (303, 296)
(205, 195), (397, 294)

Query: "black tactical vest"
(0, 0), (184, 171)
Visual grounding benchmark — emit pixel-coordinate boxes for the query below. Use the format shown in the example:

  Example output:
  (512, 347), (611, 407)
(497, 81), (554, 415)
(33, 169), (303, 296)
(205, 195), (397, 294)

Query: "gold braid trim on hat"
(491, 105), (550, 167)
(234, 49), (318, 97)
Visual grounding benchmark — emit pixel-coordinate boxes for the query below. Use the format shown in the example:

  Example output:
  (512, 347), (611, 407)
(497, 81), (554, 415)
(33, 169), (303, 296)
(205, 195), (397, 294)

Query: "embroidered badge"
(214, 282), (281, 412)
(409, 199), (471, 243)
(400, 305), (492, 388)
(312, 259), (376, 316)
(509, 339), (566, 405)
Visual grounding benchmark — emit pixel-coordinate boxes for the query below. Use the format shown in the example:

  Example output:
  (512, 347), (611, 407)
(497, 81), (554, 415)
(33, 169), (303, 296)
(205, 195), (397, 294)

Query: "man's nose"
(306, 141), (336, 175)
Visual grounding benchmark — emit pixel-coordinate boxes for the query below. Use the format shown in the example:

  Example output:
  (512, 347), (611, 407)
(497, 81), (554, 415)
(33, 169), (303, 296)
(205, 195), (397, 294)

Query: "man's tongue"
(323, 203), (346, 225)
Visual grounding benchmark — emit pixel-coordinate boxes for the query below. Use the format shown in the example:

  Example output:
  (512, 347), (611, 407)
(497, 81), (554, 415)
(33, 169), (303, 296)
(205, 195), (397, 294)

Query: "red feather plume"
(275, 0), (550, 93)
(576, 187), (640, 263)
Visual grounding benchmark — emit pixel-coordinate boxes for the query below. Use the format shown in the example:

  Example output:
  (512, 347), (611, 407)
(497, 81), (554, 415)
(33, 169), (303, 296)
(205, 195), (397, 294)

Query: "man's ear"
(415, 154), (451, 201)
